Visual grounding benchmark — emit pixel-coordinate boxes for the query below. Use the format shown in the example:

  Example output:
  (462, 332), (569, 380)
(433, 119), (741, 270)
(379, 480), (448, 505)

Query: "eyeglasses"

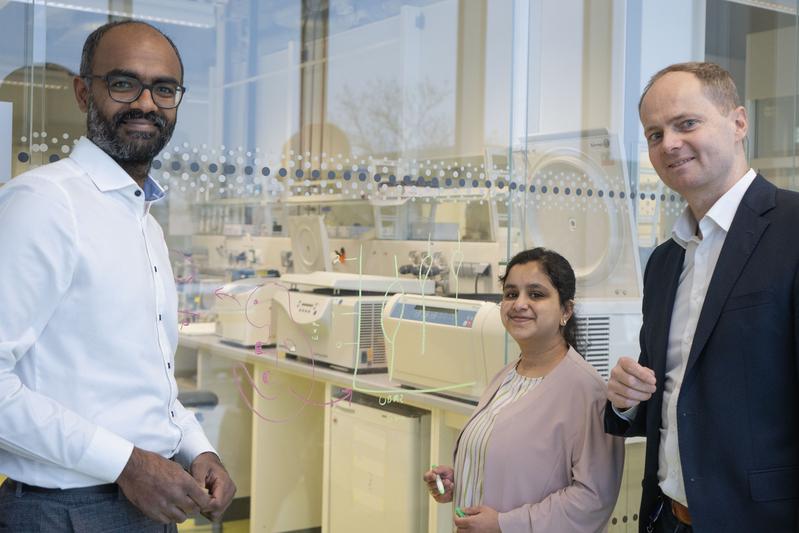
(84, 74), (186, 109)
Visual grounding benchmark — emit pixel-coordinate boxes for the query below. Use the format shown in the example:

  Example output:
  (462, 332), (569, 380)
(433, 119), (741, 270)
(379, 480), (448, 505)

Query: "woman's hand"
(454, 505), (500, 532)
(422, 465), (454, 503)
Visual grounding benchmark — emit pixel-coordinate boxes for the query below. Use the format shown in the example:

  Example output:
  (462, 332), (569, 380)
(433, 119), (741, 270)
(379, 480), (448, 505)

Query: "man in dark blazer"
(605, 62), (799, 533)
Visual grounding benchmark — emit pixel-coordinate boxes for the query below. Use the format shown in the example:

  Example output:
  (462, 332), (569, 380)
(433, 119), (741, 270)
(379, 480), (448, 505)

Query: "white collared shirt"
(0, 137), (214, 488)
(657, 168), (757, 505)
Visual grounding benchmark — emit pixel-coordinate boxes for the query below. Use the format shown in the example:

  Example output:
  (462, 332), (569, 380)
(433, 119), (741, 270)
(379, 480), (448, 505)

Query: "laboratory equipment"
(326, 391), (430, 533)
(215, 276), (281, 347)
(274, 272), (434, 373)
(381, 294), (517, 401)
(574, 298), (641, 379)
(520, 129), (642, 299)
(383, 294), (641, 392)
(175, 273), (224, 328)
(367, 187), (513, 294)
(519, 129), (643, 377)
(288, 214), (333, 273)
(284, 195), (377, 276)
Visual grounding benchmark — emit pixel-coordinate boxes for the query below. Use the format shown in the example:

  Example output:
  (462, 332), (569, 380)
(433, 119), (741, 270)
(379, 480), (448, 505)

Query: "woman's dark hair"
(499, 247), (582, 353)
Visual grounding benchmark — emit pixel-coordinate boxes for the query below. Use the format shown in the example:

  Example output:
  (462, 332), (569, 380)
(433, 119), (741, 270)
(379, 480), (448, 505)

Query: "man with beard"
(0, 21), (236, 531)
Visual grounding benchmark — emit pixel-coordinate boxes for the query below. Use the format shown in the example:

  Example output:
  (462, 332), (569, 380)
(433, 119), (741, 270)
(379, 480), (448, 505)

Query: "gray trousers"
(0, 479), (177, 533)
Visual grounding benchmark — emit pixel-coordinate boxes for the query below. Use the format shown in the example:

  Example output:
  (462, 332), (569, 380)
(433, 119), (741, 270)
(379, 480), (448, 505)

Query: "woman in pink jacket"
(423, 247), (624, 532)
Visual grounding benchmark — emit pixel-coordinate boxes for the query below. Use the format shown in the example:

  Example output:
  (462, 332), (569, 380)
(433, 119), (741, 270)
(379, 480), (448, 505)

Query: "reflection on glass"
(7, 1), (799, 530)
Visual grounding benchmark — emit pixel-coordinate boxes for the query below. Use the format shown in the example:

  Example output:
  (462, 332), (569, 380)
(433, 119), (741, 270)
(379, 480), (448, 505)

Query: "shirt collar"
(671, 168), (757, 248)
(69, 137), (165, 203)
(143, 174), (165, 202)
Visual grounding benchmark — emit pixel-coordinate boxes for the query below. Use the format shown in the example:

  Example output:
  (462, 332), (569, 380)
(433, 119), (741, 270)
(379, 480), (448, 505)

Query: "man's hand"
(608, 356), (657, 410)
(116, 447), (211, 524)
(422, 465), (454, 503)
(190, 452), (237, 522)
(454, 505), (500, 532)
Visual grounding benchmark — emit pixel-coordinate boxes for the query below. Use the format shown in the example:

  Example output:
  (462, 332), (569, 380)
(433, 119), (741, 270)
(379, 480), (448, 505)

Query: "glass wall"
(2, 0), (799, 531)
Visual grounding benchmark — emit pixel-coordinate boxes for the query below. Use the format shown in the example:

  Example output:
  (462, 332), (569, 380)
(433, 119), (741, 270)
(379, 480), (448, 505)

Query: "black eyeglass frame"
(83, 74), (187, 109)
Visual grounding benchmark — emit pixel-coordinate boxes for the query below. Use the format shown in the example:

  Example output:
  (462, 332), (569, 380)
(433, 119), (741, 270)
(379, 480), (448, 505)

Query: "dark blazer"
(605, 175), (799, 532)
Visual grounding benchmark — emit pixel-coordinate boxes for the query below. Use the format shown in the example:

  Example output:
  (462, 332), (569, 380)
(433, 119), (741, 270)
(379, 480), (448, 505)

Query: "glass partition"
(3, 0), (799, 531)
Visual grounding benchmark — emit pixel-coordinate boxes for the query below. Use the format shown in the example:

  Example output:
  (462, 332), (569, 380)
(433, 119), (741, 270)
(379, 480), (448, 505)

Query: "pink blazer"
(453, 347), (624, 533)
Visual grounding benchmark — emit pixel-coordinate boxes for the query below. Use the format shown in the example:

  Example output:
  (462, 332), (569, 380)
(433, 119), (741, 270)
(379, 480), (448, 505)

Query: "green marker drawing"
(450, 232), (464, 298)
(348, 240), (479, 397)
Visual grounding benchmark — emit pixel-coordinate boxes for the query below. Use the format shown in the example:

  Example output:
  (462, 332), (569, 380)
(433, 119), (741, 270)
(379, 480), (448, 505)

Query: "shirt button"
(171, 411), (175, 417)
(134, 190), (142, 197)
(167, 362), (172, 369)
(158, 314), (162, 321)
(154, 265), (158, 272)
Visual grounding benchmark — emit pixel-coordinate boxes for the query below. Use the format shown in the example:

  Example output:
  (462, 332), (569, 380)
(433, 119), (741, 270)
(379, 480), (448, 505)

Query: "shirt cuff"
(612, 403), (639, 422)
(74, 426), (134, 483)
(174, 429), (217, 469)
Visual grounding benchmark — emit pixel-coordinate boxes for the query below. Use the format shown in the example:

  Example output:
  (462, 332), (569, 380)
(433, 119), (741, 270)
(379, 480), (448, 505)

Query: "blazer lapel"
(651, 243), (685, 381)
(684, 176), (775, 376)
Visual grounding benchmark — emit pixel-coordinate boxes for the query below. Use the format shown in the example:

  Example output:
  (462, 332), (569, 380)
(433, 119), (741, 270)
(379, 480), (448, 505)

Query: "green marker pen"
(455, 507), (466, 518)
(431, 464), (445, 495)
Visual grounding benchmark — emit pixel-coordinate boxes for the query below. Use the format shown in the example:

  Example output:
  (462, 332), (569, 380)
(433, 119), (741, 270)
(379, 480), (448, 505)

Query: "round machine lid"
(524, 147), (625, 287)
(287, 215), (332, 273)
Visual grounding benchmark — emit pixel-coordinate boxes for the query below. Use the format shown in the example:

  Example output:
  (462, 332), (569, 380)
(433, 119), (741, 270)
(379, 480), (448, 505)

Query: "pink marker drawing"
(178, 310), (200, 327)
(232, 364), (311, 424)
(214, 286), (240, 306)
(288, 386), (353, 407)
(233, 364), (277, 401)
(170, 249), (195, 284)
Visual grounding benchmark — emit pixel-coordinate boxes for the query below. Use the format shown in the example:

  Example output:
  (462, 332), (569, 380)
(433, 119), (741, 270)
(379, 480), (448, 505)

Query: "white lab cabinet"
(325, 392), (430, 533)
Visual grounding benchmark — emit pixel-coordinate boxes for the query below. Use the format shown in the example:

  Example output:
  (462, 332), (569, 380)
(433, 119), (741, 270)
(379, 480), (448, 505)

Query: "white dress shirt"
(0, 137), (214, 488)
(617, 169), (757, 506)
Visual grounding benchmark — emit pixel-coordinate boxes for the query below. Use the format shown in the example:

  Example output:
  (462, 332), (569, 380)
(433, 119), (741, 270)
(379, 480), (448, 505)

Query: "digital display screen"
(390, 303), (476, 328)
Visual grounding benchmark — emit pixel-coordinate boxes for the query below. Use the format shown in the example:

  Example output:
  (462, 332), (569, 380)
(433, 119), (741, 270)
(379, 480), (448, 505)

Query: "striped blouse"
(453, 366), (543, 510)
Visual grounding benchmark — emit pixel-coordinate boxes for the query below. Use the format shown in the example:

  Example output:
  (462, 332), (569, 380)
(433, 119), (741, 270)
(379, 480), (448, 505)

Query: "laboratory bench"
(176, 333), (644, 533)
